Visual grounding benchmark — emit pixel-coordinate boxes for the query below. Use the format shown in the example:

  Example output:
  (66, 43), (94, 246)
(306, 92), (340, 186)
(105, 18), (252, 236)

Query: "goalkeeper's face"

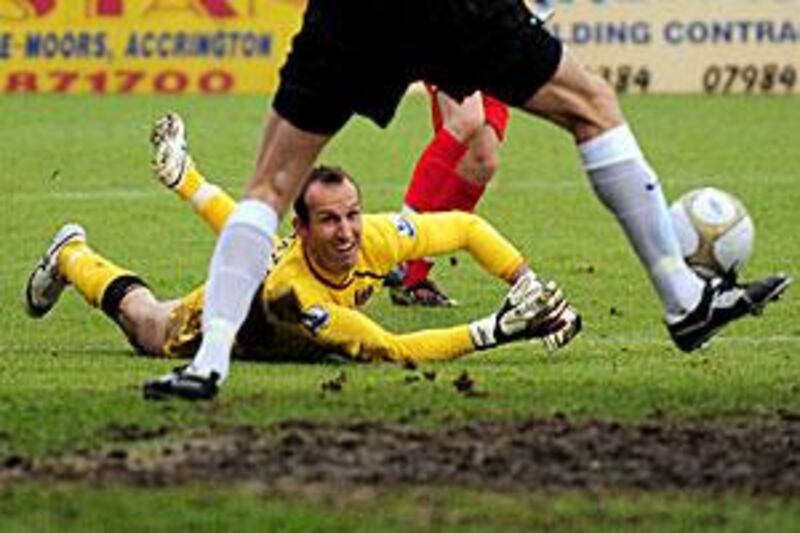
(297, 179), (363, 276)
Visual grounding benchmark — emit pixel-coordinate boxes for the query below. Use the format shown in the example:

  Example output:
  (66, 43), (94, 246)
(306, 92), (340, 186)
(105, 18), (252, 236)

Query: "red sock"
(403, 129), (484, 289)
(405, 128), (488, 213)
(444, 172), (485, 212)
(403, 170), (484, 288)
(404, 128), (469, 211)
(403, 259), (433, 288)
(401, 89), (504, 290)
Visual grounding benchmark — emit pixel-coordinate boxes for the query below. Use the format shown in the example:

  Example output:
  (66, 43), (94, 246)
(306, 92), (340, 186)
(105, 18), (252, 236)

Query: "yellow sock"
(174, 167), (236, 234)
(58, 242), (136, 308)
(173, 166), (203, 200)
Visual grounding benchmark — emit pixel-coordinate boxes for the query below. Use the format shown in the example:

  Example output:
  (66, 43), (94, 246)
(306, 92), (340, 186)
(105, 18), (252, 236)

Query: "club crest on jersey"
(392, 215), (416, 239)
(301, 305), (330, 334)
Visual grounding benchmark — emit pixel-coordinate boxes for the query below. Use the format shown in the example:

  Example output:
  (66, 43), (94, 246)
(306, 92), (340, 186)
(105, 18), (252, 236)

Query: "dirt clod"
(453, 371), (488, 398)
(453, 371), (474, 393)
(321, 372), (347, 393)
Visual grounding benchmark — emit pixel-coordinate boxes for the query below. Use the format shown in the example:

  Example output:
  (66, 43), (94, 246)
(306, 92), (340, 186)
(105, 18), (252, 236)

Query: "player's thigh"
(425, 86), (484, 136)
(245, 111), (331, 212)
(522, 50), (623, 141)
(436, 91), (485, 141)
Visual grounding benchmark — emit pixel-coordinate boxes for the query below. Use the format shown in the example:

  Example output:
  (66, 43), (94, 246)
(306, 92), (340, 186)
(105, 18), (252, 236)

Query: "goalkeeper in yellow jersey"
(24, 113), (581, 400)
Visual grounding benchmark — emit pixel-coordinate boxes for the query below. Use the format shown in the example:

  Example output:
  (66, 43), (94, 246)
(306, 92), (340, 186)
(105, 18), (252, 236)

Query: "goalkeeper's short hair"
(294, 165), (362, 224)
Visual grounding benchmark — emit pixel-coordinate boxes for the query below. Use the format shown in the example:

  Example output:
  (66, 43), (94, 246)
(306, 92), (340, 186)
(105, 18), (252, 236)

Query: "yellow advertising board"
(0, 0), (306, 94)
(543, 0), (799, 94)
(0, 0), (797, 95)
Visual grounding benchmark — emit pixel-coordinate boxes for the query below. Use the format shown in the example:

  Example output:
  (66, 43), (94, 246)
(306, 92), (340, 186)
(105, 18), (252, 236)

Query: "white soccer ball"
(669, 187), (754, 279)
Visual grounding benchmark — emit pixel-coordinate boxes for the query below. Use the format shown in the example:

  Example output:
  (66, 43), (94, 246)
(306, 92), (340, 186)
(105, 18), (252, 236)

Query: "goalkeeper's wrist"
(469, 314), (499, 350)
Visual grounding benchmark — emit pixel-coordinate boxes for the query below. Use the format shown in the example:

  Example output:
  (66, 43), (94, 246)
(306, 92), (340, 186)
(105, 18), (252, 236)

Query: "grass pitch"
(1, 94), (799, 531)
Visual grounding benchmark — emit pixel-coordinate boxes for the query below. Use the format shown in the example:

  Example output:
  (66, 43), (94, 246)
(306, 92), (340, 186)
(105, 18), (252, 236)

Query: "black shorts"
(273, 0), (563, 134)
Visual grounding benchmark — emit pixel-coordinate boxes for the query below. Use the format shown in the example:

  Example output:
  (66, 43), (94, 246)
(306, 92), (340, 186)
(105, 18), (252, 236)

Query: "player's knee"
(460, 150), (500, 186)
(591, 74), (623, 123)
(478, 150), (500, 182)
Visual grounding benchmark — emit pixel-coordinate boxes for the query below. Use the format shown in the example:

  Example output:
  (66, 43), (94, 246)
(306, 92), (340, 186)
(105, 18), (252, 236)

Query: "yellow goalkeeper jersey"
(255, 211), (524, 363)
(165, 211), (524, 364)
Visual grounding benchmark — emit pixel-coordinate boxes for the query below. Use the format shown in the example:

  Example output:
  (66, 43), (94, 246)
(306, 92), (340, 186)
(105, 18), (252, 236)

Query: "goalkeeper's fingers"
(500, 286), (563, 334)
(516, 284), (565, 325)
(540, 306), (582, 351)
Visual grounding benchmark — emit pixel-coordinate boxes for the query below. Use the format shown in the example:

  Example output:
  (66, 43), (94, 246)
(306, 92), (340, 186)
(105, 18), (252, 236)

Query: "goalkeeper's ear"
(293, 214), (306, 236)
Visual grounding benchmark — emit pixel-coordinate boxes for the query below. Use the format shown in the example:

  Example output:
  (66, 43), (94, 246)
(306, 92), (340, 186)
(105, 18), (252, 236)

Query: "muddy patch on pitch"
(1, 417), (798, 494)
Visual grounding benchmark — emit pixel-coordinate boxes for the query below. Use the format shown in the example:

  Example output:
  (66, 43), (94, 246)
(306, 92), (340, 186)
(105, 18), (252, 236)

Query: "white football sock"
(190, 199), (278, 382)
(579, 124), (704, 319)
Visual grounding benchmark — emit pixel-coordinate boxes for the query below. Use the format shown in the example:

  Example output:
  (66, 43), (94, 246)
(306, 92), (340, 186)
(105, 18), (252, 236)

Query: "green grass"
(1, 486), (798, 533)
(1, 94), (799, 529)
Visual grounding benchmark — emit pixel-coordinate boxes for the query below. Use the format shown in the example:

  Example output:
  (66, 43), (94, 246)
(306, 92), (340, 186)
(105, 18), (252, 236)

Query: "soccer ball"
(669, 187), (754, 279)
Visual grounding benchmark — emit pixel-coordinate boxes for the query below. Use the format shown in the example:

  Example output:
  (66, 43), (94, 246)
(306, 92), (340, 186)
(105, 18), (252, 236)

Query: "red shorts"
(426, 84), (510, 141)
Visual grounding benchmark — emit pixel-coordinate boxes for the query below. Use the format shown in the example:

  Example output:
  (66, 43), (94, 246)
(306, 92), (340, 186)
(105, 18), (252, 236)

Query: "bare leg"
(187, 110), (331, 384)
(522, 51), (704, 319)
(246, 111), (332, 212)
(458, 124), (502, 187)
(435, 91), (486, 144)
(117, 287), (178, 356)
(397, 92), (491, 305)
(434, 91), (503, 187)
(524, 52), (623, 142)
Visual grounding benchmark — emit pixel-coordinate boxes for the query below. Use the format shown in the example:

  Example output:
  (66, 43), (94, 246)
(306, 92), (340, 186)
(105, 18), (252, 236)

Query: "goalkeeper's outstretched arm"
(302, 271), (580, 364)
(381, 211), (529, 284)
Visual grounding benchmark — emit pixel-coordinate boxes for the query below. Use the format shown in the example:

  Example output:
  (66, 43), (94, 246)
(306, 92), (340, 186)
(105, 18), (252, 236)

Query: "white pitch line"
(8, 171), (800, 203)
(577, 335), (800, 347)
(9, 189), (162, 203)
